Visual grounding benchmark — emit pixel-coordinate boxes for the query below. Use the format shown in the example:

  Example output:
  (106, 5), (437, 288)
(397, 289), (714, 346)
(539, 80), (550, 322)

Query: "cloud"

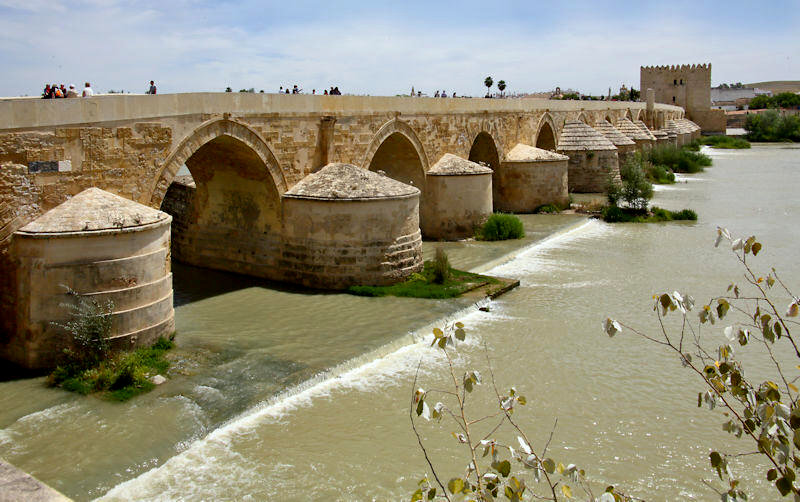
(0, 1), (798, 97)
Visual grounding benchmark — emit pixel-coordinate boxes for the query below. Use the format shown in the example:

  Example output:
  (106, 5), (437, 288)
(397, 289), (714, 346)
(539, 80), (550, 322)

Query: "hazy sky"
(1, 0), (798, 97)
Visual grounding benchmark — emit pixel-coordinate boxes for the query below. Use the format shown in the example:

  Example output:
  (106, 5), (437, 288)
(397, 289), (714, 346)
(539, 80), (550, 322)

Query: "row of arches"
(151, 108), (680, 277)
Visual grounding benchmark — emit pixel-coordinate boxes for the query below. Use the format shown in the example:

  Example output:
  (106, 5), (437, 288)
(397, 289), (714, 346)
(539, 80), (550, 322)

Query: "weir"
(0, 93), (685, 368)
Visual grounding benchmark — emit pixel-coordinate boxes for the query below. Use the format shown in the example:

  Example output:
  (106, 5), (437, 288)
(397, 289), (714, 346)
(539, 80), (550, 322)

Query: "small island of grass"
(348, 249), (516, 299)
(47, 296), (175, 401)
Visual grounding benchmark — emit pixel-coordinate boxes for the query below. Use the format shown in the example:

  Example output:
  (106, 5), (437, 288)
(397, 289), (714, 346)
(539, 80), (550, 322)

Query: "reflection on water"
(1, 145), (798, 501)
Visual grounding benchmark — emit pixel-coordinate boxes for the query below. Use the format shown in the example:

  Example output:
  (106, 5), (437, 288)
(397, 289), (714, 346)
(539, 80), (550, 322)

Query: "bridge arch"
(625, 109), (634, 121)
(152, 117), (288, 276)
(534, 114), (558, 151)
(150, 117), (287, 207)
(576, 112), (589, 125)
(362, 119), (428, 191)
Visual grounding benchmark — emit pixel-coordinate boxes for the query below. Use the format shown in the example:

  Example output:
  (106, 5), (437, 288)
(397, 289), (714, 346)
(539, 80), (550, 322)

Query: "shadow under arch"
(150, 117), (287, 208)
(535, 114), (558, 151)
(153, 118), (287, 281)
(362, 119), (428, 192)
(468, 131), (502, 209)
(576, 112), (589, 125)
(625, 109), (634, 121)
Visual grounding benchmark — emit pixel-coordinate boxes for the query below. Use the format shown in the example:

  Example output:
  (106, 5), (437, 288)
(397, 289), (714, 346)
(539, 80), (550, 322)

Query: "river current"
(1, 144), (798, 500)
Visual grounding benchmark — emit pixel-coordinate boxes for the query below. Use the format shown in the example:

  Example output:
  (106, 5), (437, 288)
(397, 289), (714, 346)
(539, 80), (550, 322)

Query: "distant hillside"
(745, 81), (800, 94)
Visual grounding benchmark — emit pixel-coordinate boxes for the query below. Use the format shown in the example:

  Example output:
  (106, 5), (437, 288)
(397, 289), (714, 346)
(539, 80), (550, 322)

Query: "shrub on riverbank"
(532, 203), (561, 214)
(47, 294), (174, 400)
(686, 136), (751, 150)
(347, 259), (501, 299)
(48, 336), (174, 401)
(745, 110), (800, 142)
(645, 145), (711, 173)
(475, 213), (524, 241)
(601, 205), (697, 223)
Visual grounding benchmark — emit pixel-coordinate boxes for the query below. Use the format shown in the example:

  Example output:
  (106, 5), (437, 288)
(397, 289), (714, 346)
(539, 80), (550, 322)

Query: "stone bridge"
(0, 94), (683, 367)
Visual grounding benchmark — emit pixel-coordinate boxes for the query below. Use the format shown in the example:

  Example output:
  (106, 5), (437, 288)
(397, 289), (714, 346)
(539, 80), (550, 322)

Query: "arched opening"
(366, 132), (426, 191)
(605, 114), (614, 125)
(625, 109), (633, 121)
(158, 133), (283, 285)
(577, 113), (588, 125)
(468, 132), (501, 209)
(535, 122), (556, 151)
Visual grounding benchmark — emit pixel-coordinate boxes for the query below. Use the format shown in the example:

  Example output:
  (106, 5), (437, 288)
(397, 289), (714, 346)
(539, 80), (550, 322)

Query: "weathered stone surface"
(18, 187), (169, 234)
(285, 163), (419, 200)
(593, 121), (636, 147)
(557, 121), (617, 151)
(427, 153), (493, 175)
(504, 143), (569, 162)
(0, 458), (72, 502)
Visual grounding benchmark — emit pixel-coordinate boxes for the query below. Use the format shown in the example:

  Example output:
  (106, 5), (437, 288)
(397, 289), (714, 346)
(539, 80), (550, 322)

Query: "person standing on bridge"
(147, 81), (157, 95)
(82, 82), (94, 97)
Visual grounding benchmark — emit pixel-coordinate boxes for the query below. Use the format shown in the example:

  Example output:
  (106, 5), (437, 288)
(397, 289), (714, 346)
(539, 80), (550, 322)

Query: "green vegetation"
(431, 247), (451, 284)
(347, 259), (501, 299)
(745, 110), (800, 142)
(47, 292), (174, 401)
(645, 144), (712, 173)
(476, 213), (525, 241)
(686, 136), (751, 150)
(601, 205), (697, 223)
(603, 157), (696, 224)
(48, 336), (174, 401)
(646, 162), (676, 184)
(532, 203), (561, 214)
(748, 92), (800, 110)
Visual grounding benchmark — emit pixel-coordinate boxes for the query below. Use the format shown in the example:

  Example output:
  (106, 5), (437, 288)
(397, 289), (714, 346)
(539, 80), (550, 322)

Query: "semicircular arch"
(149, 117), (287, 208)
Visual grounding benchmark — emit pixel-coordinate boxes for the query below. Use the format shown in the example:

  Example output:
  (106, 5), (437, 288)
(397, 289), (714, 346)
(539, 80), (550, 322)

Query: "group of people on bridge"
(278, 85), (343, 95)
(41, 82), (93, 98)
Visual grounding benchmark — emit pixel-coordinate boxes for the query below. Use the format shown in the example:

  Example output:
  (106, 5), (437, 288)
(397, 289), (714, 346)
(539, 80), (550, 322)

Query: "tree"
(497, 80), (506, 97)
(604, 230), (800, 500)
(629, 88), (641, 101)
(484, 76), (494, 96)
(749, 95), (772, 110)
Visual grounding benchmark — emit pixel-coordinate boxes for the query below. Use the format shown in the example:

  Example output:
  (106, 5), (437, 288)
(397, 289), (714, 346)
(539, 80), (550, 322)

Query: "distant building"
(640, 63), (726, 133)
(711, 87), (772, 111)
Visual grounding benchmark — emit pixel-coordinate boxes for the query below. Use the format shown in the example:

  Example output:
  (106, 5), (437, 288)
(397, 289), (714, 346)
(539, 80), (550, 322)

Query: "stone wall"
(281, 196), (422, 288)
(494, 160), (569, 212)
(421, 174), (493, 240)
(564, 150), (620, 193)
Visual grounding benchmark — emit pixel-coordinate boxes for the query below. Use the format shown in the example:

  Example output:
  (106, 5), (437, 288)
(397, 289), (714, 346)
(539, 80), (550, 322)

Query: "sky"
(0, 0), (798, 97)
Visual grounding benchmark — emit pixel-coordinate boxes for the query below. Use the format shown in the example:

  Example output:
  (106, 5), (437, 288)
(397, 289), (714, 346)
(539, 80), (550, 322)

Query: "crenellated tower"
(641, 63), (723, 133)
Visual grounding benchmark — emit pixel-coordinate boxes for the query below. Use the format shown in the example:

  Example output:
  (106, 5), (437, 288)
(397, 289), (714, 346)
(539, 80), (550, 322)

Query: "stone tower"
(640, 63), (725, 133)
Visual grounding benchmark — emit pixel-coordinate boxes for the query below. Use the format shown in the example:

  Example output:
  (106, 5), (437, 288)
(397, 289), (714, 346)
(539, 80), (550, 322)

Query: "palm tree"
(484, 76), (493, 97)
(497, 80), (506, 97)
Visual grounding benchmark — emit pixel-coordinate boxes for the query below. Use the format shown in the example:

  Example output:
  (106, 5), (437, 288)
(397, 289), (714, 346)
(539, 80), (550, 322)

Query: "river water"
(1, 144), (798, 500)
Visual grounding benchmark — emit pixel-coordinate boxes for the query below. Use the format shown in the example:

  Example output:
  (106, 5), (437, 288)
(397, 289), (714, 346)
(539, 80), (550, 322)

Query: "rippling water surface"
(1, 144), (798, 501)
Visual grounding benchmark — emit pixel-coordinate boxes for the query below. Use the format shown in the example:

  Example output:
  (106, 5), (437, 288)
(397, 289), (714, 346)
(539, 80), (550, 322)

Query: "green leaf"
(542, 458), (555, 474)
(455, 328), (466, 341)
(492, 460), (511, 477)
(411, 488), (423, 502)
(776, 477), (792, 496)
(448, 477), (465, 495)
(752, 242), (762, 255)
(517, 395), (527, 406)
(416, 398), (424, 417)
(437, 337), (447, 349)
(433, 328), (443, 338)
(561, 484), (573, 499)
(427, 488), (436, 500)
(710, 451), (722, 468)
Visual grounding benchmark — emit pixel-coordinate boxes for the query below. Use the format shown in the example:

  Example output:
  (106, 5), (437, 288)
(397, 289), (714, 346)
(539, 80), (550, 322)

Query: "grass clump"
(601, 206), (697, 223)
(533, 203), (561, 214)
(48, 336), (174, 401)
(686, 136), (750, 150)
(645, 145), (711, 173)
(476, 213), (525, 241)
(432, 247), (451, 284)
(347, 254), (501, 299)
